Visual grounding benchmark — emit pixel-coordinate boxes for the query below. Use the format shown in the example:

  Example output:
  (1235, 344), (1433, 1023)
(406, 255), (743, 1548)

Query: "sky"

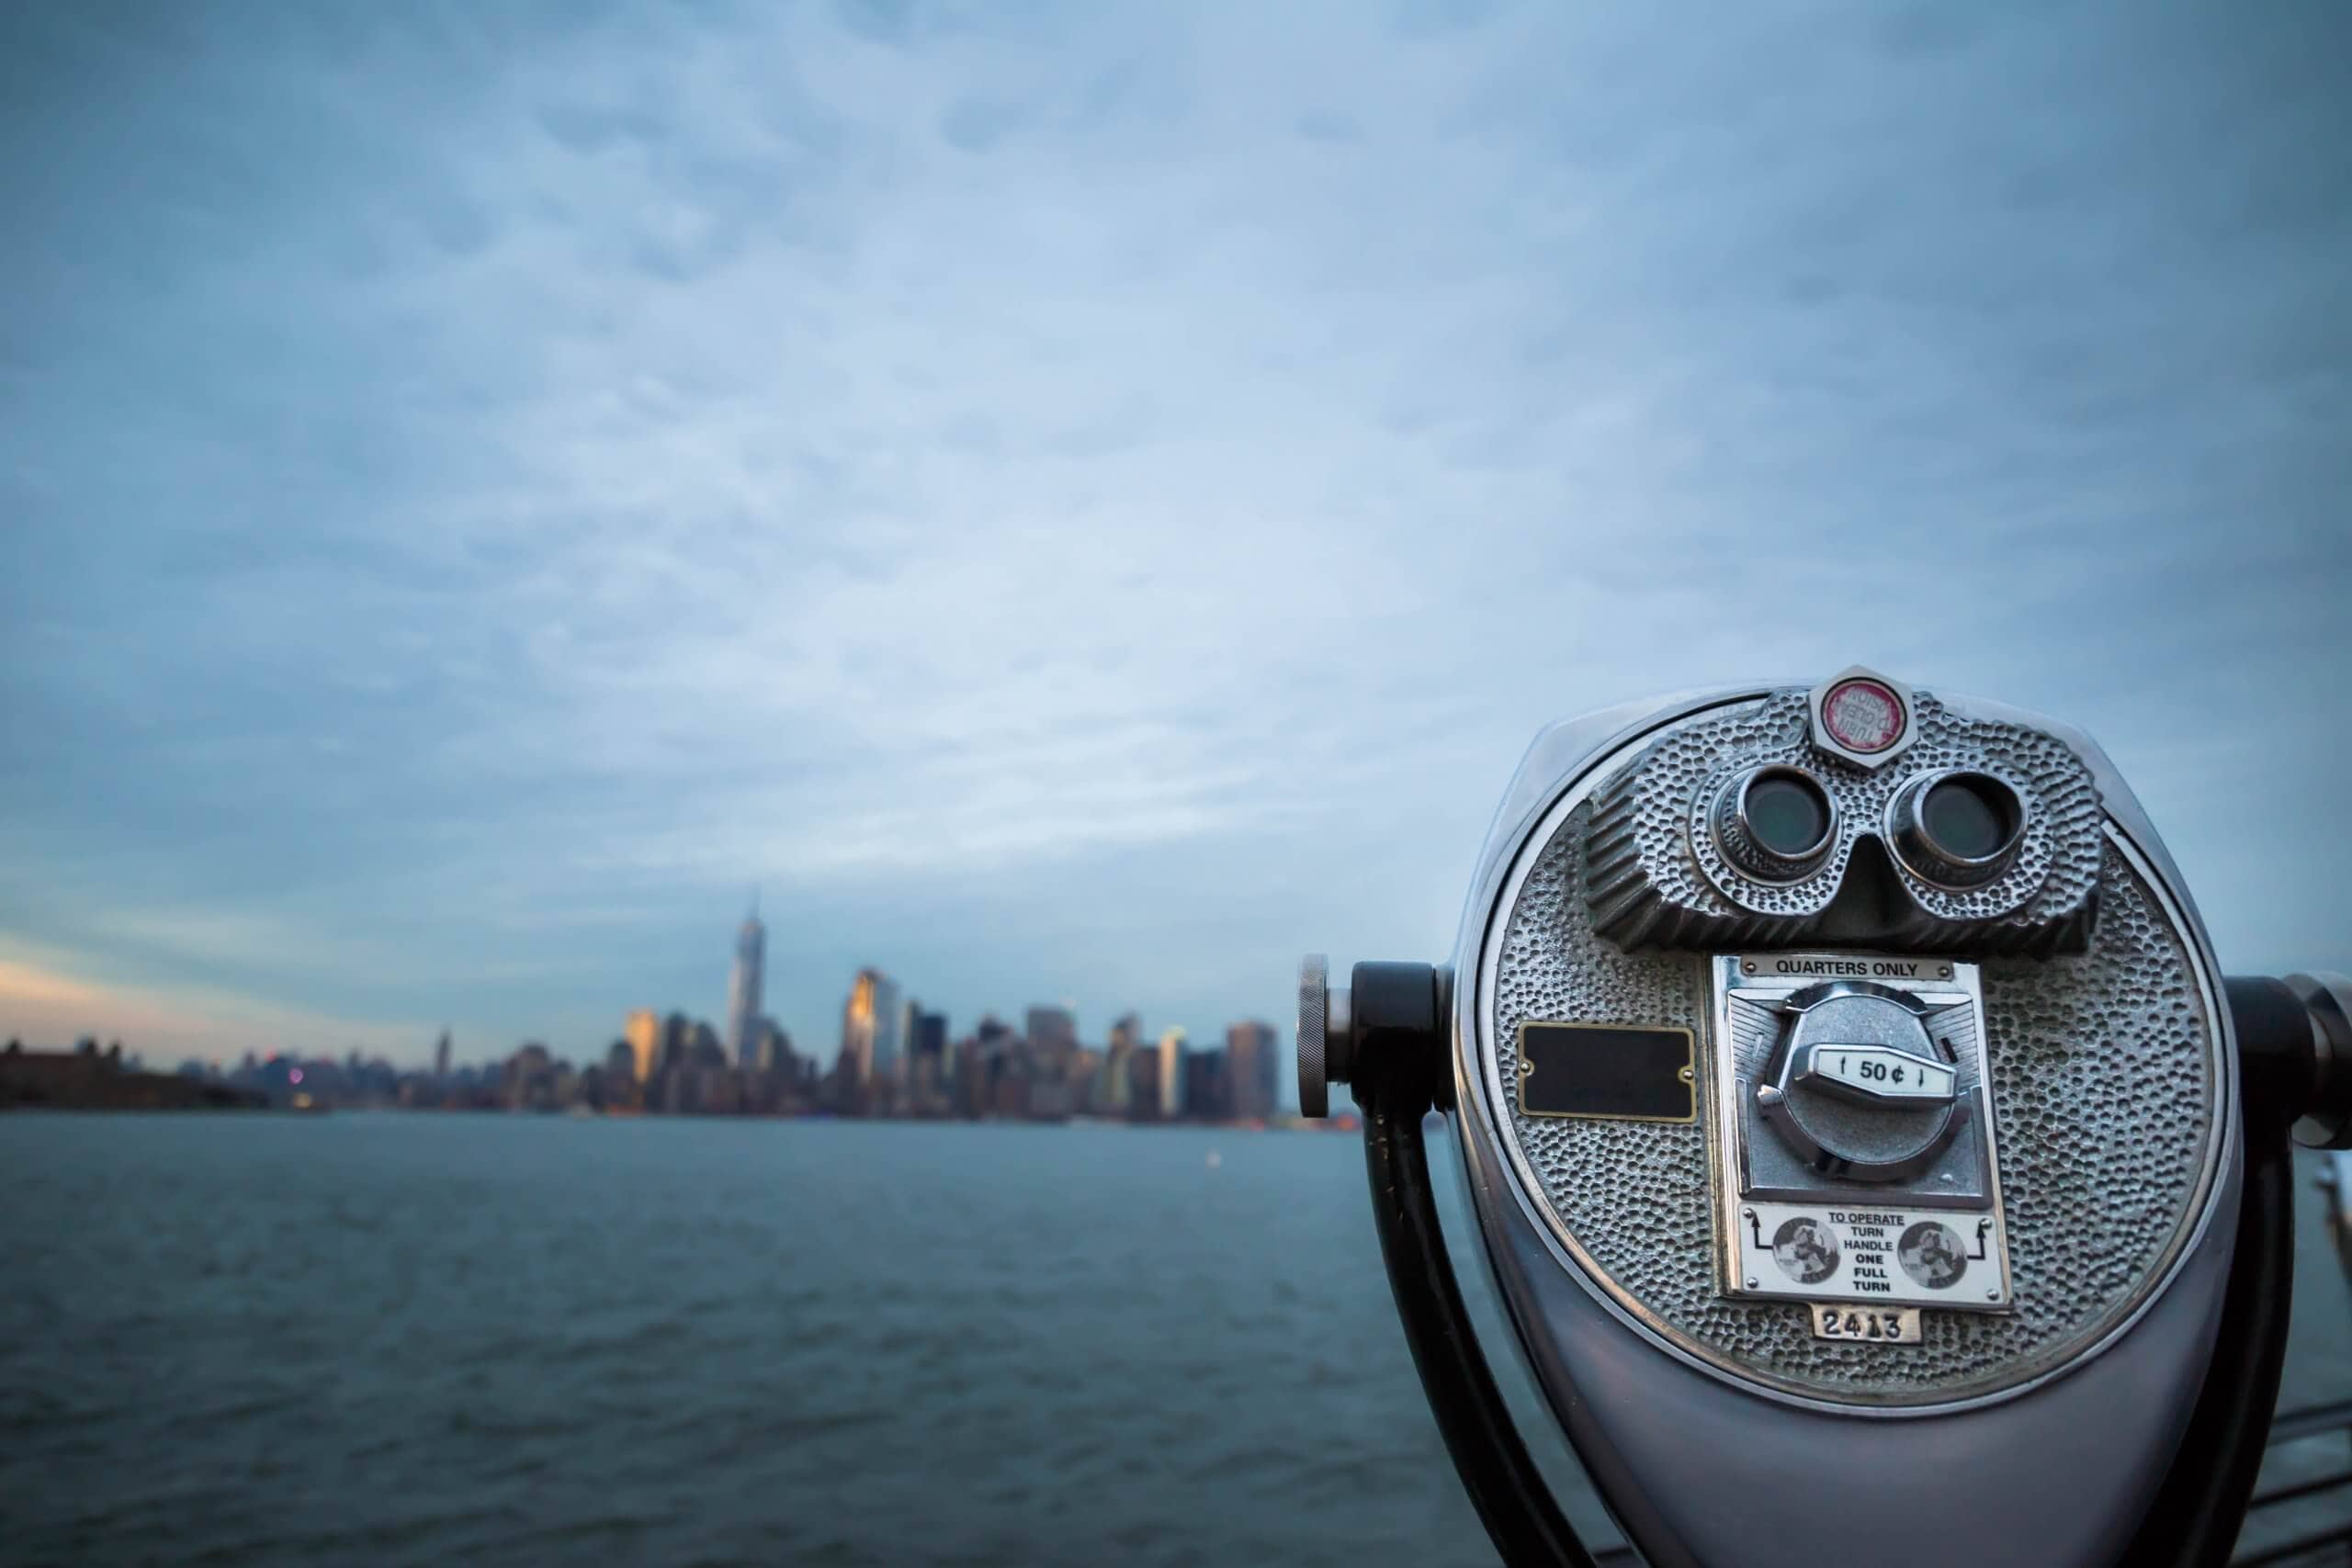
(1, 1), (2346, 1082)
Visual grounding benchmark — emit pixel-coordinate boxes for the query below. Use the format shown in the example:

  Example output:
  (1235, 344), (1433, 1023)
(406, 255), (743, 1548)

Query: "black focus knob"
(1295, 957), (1445, 1117)
(2232, 971), (2352, 1147)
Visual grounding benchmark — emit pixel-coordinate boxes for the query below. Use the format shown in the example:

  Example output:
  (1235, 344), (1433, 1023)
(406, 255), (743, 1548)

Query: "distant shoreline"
(0, 1053), (266, 1112)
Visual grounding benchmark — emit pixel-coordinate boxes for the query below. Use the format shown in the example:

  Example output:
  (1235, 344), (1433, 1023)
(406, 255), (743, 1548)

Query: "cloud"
(1, 1), (2347, 1071)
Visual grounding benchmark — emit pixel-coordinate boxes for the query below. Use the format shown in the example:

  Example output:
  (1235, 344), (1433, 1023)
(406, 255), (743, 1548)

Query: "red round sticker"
(1821, 678), (1905, 753)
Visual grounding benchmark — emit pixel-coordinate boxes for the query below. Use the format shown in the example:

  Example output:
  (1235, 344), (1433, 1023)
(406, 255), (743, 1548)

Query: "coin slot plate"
(1713, 953), (2014, 1313)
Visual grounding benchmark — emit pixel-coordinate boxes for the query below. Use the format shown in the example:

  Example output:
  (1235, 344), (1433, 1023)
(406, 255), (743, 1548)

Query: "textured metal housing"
(1584, 690), (2103, 956)
(1442, 682), (2238, 1568)
(1495, 803), (2213, 1400)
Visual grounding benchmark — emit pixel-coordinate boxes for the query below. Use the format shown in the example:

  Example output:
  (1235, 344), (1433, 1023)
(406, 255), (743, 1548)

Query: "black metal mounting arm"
(1347, 959), (1603, 1568)
(2112, 974), (2352, 1568)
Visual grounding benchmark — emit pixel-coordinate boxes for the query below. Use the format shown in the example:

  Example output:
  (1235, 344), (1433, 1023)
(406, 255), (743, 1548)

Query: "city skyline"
(10, 902), (1293, 1116)
(3, 6), (2346, 1072)
(41, 913), (1296, 1127)
(0, 928), (1292, 1108)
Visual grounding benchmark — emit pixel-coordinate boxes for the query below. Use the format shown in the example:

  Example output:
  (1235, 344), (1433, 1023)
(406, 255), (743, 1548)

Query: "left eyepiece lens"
(1715, 766), (1838, 881)
(1747, 773), (1832, 860)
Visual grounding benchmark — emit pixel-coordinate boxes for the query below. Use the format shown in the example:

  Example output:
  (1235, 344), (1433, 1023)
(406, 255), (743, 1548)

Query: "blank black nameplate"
(1517, 1022), (1696, 1123)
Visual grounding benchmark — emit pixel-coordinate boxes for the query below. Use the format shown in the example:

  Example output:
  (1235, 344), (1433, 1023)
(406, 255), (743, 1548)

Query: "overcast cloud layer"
(3, 2), (2346, 1078)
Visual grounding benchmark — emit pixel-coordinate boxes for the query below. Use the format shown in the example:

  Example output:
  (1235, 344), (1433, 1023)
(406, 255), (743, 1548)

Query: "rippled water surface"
(6, 1114), (2350, 1566)
(5, 1114), (1541, 1567)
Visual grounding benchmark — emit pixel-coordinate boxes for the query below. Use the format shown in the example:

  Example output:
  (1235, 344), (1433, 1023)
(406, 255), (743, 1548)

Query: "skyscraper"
(910, 1008), (947, 1067)
(909, 1007), (948, 1109)
(1156, 1027), (1186, 1120)
(882, 992), (911, 1085)
(1226, 1020), (1279, 1121)
(660, 1011), (692, 1075)
(1096, 1037), (1133, 1115)
(1026, 1005), (1077, 1063)
(753, 1016), (791, 1075)
(1183, 1047), (1227, 1122)
(1093, 1013), (1140, 1117)
(727, 898), (766, 1068)
(433, 1028), (451, 1081)
(625, 1010), (660, 1082)
(840, 968), (902, 1086)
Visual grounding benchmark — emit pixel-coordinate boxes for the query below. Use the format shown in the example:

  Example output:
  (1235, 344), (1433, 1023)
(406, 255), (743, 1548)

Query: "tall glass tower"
(840, 967), (903, 1086)
(727, 897), (766, 1068)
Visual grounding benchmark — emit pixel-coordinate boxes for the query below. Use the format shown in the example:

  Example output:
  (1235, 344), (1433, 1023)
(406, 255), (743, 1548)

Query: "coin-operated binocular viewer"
(1299, 671), (2351, 1568)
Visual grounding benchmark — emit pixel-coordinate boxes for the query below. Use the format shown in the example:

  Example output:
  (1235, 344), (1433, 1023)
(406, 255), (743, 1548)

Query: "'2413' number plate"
(1811, 1304), (1921, 1343)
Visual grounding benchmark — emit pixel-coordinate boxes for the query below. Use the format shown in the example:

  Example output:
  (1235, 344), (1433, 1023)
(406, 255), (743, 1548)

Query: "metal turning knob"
(1753, 983), (1969, 1182)
(1297, 953), (1353, 1118)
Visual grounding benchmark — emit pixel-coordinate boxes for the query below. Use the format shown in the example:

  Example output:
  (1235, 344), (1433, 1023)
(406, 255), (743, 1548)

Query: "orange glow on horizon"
(0, 944), (418, 1063)
(0, 959), (105, 1010)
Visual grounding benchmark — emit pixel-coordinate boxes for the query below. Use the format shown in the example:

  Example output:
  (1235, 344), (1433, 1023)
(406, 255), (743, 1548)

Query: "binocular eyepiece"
(1301, 668), (2350, 1568)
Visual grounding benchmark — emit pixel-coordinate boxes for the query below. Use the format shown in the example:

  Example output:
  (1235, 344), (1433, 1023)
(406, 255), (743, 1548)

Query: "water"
(5, 1115), (2349, 1567)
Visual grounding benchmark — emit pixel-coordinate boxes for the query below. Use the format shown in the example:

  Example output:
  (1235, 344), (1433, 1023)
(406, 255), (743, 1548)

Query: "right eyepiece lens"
(1889, 770), (2025, 888)
(1922, 775), (2017, 862)
(1747, 773), (1831, 859)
